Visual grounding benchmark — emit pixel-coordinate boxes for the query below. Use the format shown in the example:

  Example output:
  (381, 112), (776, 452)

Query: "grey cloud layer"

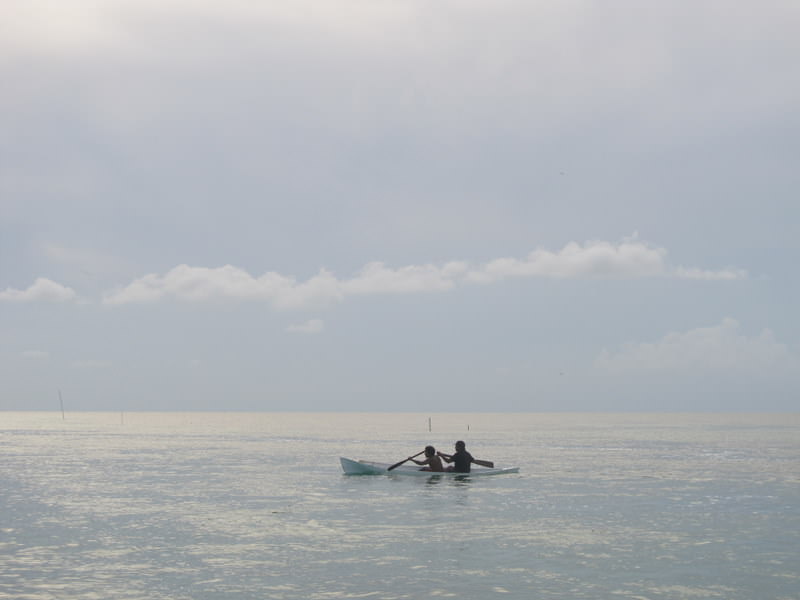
(2, 1), (796, 411)
(3, 1), (797, 167)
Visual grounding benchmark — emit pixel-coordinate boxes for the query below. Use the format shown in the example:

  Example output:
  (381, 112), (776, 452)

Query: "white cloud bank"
(102, 239), (745, 309)
(595, 318), (800, 375)
(0, 278), (77, 303)
(100, 262), (464, 309)
(466, 240), (745, 283)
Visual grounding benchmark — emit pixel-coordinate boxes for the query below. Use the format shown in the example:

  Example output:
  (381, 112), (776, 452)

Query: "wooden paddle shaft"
(387, 450), (425, 471)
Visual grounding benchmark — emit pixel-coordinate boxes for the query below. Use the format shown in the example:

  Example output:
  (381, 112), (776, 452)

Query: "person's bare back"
(410, 446), (444, 472)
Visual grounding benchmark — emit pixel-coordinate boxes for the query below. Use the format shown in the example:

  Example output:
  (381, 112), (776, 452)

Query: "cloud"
(595, 318), (800, 375)
(101, 262), (464, 308)
(21, 350), (50, 359)
(101, 239), (745, 309)
(342, 261), (467, 295)
(286, 319), (324, 334)
(673, 267), (748, 281)
(0, 278), (77, 303)
(466, 240), (747, 284)
(101, 265), (343, 308)
(465, 240), (668, 283)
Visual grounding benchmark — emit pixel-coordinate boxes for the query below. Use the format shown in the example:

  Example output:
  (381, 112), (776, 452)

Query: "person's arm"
(409, 457), (428, 466)
(437, 451), (454, 463)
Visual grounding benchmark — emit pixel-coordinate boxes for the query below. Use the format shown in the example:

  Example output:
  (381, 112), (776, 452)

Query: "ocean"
(1, 412), (798, 599)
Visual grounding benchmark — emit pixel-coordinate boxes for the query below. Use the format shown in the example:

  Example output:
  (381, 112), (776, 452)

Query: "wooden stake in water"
(58, 389), (65, 420)
(428, 417), (431, 432)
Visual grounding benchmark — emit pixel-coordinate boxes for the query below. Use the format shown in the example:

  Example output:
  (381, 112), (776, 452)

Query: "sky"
(2, 0), (799, 412)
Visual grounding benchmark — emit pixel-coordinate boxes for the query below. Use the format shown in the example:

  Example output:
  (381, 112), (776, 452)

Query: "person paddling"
(408, 445), (444, 472)
(437, 440), (493, 473)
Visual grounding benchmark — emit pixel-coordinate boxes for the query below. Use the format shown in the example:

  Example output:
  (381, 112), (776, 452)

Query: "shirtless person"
(409, 445), (444, 472)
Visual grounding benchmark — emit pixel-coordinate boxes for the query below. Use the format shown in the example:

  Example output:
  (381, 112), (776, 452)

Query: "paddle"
(387, 450), (425, 471)
(438, 451), (495, 470)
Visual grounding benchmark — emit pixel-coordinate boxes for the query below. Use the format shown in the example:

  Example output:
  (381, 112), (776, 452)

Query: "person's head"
(425, 445), (435, 457)
(455, 440), (466, 451)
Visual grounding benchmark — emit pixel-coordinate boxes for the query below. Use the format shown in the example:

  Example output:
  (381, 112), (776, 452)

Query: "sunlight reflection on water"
(1, 412), (798, 599)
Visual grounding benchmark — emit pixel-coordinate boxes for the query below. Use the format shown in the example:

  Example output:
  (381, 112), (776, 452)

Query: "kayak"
(340, 457), (519, 476)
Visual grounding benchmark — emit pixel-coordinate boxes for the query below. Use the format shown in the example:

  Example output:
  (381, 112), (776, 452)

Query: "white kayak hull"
(340, 457), (519, 476)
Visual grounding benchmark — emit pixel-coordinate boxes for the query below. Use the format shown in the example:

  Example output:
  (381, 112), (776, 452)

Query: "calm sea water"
(1, 412), (798, 599)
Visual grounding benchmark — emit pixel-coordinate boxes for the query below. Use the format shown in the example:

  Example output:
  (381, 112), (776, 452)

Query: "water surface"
(1, 412), (797, 599)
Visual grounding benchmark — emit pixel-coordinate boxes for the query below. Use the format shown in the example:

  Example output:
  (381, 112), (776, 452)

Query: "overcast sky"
(2, 1), (799, 411)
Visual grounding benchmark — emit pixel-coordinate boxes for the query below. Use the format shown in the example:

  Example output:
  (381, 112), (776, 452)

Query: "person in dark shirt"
(438, 440), (480, 473)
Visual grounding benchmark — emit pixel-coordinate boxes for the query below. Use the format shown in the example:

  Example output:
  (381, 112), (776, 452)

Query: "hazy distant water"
(1, 412), (798, 600)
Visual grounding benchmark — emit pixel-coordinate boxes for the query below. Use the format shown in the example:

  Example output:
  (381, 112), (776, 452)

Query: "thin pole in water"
(58, 389), (65, 420)
(428, 417), (431, 432)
